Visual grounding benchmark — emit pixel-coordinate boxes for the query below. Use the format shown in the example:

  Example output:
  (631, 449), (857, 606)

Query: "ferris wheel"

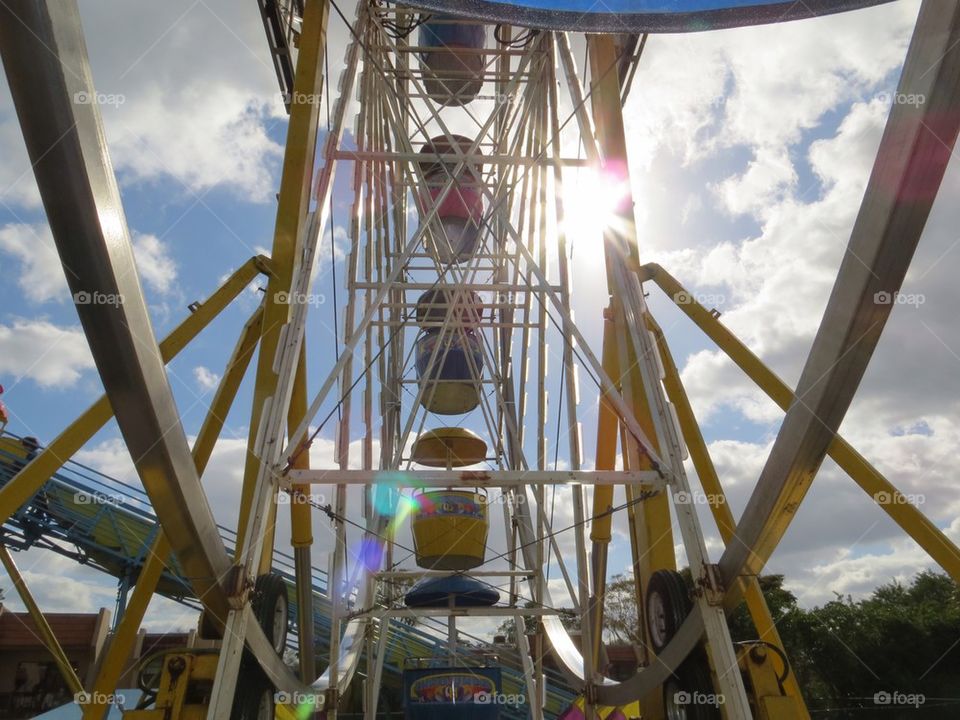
(1, 1), (959, 720)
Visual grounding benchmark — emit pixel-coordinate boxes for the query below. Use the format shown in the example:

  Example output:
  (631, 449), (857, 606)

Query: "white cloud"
(0, 1), (290, 213)
(624, 1), (918, 169)
(193, 365), (221, 391)
(0, 85), (41, 209)
(132, 232), (178, 294)
(0, 223), (69, 303)
(74, 437), (138, 483)
(667, 96), (892, 427)
(0, 319), (95, 387)
(712, 147), (797, 218)
(105, 84), (283, 201)
(0, 224), (177, 303)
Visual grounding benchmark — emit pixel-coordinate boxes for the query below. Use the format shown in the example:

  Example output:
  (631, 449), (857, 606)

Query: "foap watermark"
(673, 290), (725, 308)
(674, 489), (726, 508)
(876, 90), (926, 107)
(75, 691), (125, 707)
(73, 90), (126, 108)
(74, 290), (124, 307)
(674, 690), (725, 708)
(277, 491), (327, 506)
(873, 490), (925, 507)
(482, 493), (526, 507)
(873, 290), (925, 308)
(476, 692), (525, 707)
(874, 691), (925, 708)
(275, 291), (326, 307)
(274, 690), (321, 706)
(75, 490), (123, 507)
(476, 91), (519, 106)
(280, 91), (324, 106)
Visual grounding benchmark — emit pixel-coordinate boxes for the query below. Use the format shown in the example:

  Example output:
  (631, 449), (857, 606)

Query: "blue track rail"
(0, 433), (575, 718)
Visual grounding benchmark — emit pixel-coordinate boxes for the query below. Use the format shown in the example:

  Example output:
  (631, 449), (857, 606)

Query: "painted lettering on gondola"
(417, 493), (486, 520)
(409, 673), (496, 704)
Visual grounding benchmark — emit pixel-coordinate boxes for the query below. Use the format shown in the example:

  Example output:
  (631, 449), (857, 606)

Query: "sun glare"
(562, 166), (631, 246)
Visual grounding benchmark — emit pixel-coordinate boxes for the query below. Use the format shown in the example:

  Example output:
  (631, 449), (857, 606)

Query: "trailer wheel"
(663, 655), (721, 720)
(646, 569), (692, 653)
(233, 661), (275, 720)
(252, 572), (289, 655)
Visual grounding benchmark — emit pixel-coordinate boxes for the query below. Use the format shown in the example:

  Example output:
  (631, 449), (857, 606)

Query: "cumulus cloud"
(0, 319), (95, 387)
(0, 223), (69, 303)
(0, 224), (177, 304)
(193, 365), (222, 391)
(0, 0), (289, 213)
(104, 85), (283, 201)
(132, 232), (178, 294)
(609, 0), (960, 609)
(666, 96), (892, 425)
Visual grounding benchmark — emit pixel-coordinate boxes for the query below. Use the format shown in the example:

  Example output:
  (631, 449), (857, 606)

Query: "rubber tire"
(197, 607), (222, 640)
(232, 660), (275, 720)
(663, 655), (722, 720)
(252, 572), (289, 655)
(646, 569), (692, 654)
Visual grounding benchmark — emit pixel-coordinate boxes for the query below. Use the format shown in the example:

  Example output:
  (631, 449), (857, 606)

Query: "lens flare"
(563, 164), (632, 248)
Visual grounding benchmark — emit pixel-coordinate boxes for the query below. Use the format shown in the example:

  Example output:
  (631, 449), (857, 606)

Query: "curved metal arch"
(404, 0), (894, 34)
(0, 0), (312, 703)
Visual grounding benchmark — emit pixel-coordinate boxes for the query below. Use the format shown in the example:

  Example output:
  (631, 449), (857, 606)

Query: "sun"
(562, 165), (632, 254)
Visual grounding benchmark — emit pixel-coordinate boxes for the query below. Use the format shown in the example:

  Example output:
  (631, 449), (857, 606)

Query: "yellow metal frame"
(0, 544), (84, 696)
(736, 642), (804, 720)
(647, 314), (810, 717)
(81, 306), (265, 720)
(640, 262), (960, 586)
(0, 256), (268, 528)
(122, 651), (220, 720)
(236, 0), (330, 576)
(586, 34), (673, 719)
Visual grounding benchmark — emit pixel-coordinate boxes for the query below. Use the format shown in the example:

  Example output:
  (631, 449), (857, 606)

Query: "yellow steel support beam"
(194, 306), (266, 477)
(237, 0), (330, 571)
(587, 34), (671, 719)
(0, 544), (84, 696)
(0, 256), (268, 527)
(648, 315), (810, 718)
(590, 314), (621, 545)
(589, 311), (620, 667)
(84, 538), (169, 720)
(288, 342), (316, 681)
(289, 343), (313, 549)
(83, 306), (265, 720)
(641, 262), (960, 584)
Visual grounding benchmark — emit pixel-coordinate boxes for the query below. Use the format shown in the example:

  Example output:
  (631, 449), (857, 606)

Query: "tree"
(493, 569), (960, 718)
(604, 573), (643, 645)
(494, 603), (580, 644)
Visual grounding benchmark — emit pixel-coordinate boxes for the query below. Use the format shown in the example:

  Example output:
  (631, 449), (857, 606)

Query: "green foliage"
(493, 570), (960, 717)
(604, 573), (642, 645)
(730, 570), (960, 717)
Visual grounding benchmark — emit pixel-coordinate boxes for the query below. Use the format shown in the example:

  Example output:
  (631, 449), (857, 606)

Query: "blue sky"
(2, 0), (960, 641)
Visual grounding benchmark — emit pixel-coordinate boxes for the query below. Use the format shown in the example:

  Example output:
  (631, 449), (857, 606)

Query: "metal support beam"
(285, 469), (662, 487)
(236, 0), (330, 574)
(1, 0), (231, 622)
(643, 262), (960, 585)
(83, 305), (264, 720)
(0, 0), (305, 701)
(0, 544), (84, 696)
(717, 0), (960, 591)
(648, 315), (811, 718)
(0, 257), (265, 527)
